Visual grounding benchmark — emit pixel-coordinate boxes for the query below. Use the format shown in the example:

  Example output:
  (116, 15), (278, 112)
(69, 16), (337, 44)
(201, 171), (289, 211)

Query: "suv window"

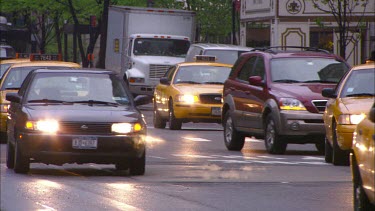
(252, 57), (265, 80)
(237, 56), (257, 81)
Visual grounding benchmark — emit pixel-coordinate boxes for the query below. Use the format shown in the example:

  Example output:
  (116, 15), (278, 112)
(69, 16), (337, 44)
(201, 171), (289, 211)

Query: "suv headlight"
(26, 120), (59, 133)
(175, 94), (199, 104)
(279, 98), (306, 111)
(338, 114), (365, 125)
(112, 122), (142, 133)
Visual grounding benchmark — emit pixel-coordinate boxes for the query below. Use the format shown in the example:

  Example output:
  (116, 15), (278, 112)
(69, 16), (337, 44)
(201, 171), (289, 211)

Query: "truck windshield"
(133, 38), (190, 58)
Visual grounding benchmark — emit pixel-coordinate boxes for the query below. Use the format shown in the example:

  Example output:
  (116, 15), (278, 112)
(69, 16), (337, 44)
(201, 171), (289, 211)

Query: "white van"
(185, 43), (253, 65)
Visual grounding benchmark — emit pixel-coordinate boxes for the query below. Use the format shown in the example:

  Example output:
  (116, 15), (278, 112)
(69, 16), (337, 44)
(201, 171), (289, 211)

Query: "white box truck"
(105, 6), (196, 96)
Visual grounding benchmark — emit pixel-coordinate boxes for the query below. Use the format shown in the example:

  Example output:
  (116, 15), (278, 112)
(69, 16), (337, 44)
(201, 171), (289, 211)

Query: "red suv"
(222, 47), (350, 154)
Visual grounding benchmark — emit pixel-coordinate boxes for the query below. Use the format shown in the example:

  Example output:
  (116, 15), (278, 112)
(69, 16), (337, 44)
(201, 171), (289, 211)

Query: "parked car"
(350, 102), (375, 210)
(153, 56), (232, 130)
(6, 68), (150, 175)
(322, 62), (374, 165)
(0, 54), (80, 142)
(0, 44), (16, 59)
(185, 43), (253, 65)
(222, 47), (350, 154)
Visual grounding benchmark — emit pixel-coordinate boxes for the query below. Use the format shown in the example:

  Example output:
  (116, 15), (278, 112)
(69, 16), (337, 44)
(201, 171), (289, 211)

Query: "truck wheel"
(168, 100), (182, 130)
(264, 115), (287, 154)
(223, 111), (245, 151)
(353, 159), (375, 211)
(332, 122), (349, 166)
(129, 150), (145, 176)
(153, 102), (166, 129)
(14, 141), (30, 174)
(6, 142), (15, 169)
(324, 137), (333, 163)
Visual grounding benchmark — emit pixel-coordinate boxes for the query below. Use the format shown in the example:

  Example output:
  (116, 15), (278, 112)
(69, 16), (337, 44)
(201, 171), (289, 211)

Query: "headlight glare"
(279, 98), (306, 111)
(176, 94), (198, 104)
(0, 104), (9, 113)
(338, 114), (366, 125)
(112, 123), (142, 133)
(26, 120), (59, 133)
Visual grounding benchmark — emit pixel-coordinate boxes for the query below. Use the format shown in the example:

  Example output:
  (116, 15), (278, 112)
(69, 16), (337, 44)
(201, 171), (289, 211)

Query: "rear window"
(270, 58), (349, 83)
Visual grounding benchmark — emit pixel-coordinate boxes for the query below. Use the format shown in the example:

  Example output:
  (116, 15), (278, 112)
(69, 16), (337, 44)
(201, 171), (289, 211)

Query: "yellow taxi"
(322, 62), (375, 165)
(0, 53), (31, 79)
(0, 54), (80, 141)
(153, 56), (232, 130)
(350, 102), (375, 210)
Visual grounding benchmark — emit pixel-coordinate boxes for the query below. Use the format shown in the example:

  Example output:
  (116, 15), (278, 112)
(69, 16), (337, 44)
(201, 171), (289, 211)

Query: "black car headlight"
(111, 123), (142, 134)
(26, 120), (59, 133)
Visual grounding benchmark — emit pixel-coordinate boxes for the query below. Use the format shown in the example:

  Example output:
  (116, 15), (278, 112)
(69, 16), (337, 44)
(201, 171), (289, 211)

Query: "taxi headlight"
(279, 98), (306, 111)
(0, 104), (9, 113)
(26, 120), (59, 133)
(112, 123), (142, 133)
(176, 94), (198, 104)
(338, 114), (366, 125)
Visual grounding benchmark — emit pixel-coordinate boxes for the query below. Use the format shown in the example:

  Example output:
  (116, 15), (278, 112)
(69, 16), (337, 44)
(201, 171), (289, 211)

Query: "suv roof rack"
(251, 46), (330, 54)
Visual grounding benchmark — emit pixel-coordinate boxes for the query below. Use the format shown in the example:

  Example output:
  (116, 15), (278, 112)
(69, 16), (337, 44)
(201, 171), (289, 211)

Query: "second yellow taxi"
(322, 61), (375, 166)
(153, 56), (232, 130)
(0, 54), (80, 142)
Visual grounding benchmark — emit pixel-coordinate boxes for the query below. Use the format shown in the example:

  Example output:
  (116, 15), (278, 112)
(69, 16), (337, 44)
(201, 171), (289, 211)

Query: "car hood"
(271, 83), (336, 100)
(175, 84), (223, 94)
(25, 104), (140, 122)
(339, 97), (375, 114)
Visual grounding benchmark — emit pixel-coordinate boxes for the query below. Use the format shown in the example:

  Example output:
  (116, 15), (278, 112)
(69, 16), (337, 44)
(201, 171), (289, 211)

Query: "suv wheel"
(168, 100), (182, 130)
(6, 142), (15, 169)
(315, 141), (325, 155)
(223, 112), (245, 151)
(324, 137), (333, 163)
(264, 115), (287, 154)
(332, 122), (349, 166)
(153, 102), (166, 129)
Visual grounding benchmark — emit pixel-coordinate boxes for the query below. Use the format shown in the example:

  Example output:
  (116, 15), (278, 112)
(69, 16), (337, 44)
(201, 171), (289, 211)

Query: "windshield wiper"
(203, 82), (224, 85)
(345, 93), (375, 97)
(27, 99), (72, 104)
(176, 81), (201, 84)
(302, 80), (336, 83)
(70, 100), (120, 106)
(273, 79), (301, 83)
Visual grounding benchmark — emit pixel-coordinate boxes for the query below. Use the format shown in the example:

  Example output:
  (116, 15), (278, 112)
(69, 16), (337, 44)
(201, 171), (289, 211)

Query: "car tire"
(168, 100), (182, 130)
(129, 150), (145, 176)
(352, 159), (375, 211)
(153, 102), (166, 129)
(315, 141), (325, 155)
(324, 137), (333, 163)
(115, 162), (129, 171)
(332, 122), (349, 166)
(0, 132), (7, 143)
(6, 142), (15, 169)
(223, 111), (245, 151)
(264, 115), (287, 155)
(14, 140), (29, 174)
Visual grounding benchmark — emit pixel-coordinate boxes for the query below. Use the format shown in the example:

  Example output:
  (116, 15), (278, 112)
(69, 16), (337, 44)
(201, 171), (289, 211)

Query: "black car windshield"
(173, 65), (231, 84)
(204, 50), (249, 64)
(340, 68), (375, 98)
(270, 58), (349, 83)
(26, 73), (130, 105)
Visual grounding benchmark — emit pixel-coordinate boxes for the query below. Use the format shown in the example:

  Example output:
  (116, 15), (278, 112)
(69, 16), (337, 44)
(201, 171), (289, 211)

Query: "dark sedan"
(6, 68), (150, 175)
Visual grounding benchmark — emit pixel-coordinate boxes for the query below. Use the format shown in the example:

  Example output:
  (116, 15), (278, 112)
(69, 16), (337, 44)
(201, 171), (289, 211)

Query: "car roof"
(190, 43), (253, 51)
(8, 61), (81, 68)
(242, 48), (343, 60)
(351, 61), (375, 70)
(31, 68), (114, 74)
(0, 58), (30, 64)
(178, 62), (233, 67)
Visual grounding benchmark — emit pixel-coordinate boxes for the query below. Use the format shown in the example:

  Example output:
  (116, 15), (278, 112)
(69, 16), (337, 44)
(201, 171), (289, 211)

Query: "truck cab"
(123, 34), (190, 96)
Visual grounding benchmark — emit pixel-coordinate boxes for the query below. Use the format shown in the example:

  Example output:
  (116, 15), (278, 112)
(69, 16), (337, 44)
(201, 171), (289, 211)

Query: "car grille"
(149, 64), (172, 79)
(312, 100), (327, 113)
(199, 94), (222, 104)
(59, 122), (112, 134)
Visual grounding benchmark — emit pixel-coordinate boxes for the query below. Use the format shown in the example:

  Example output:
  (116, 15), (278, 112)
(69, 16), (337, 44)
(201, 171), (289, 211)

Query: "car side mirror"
(6, 92), (21, 103)
(321, 88), (337, 98)
(369, 107), (375, 123)
(134, 95), (152, 106)
(248, 76), (263, 86)
(160, 77), (170, 85)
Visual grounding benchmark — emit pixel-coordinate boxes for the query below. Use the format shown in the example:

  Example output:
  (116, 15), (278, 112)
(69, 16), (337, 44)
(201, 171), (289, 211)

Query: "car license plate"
(211, 107), (221, 116)
(72, 137), (98, 149)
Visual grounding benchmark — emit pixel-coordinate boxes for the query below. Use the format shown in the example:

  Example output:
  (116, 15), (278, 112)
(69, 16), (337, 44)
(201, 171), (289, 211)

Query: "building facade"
(239, 0), (375, 65)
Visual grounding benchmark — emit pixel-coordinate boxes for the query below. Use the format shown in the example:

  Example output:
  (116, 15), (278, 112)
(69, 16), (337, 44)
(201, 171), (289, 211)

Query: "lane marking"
(245, 138), (262, 143)
(183, 137), (211, 142)
(149, 156), (167, 159)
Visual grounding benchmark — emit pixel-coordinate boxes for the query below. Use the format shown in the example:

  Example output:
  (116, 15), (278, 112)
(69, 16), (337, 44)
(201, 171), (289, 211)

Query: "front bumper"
(335, 124), (355, 150)
(16, 132), (146, 165)
(174, 103), (222, 122)
(279, 110), (325, 138)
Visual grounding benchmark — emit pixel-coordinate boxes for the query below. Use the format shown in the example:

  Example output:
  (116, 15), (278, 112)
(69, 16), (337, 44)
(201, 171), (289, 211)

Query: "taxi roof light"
(194, 55), (217, 62)
(30, 54), (62, 61)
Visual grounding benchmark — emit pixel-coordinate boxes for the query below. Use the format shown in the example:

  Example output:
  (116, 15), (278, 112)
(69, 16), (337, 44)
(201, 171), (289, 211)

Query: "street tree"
(311, 0), (370, 60)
